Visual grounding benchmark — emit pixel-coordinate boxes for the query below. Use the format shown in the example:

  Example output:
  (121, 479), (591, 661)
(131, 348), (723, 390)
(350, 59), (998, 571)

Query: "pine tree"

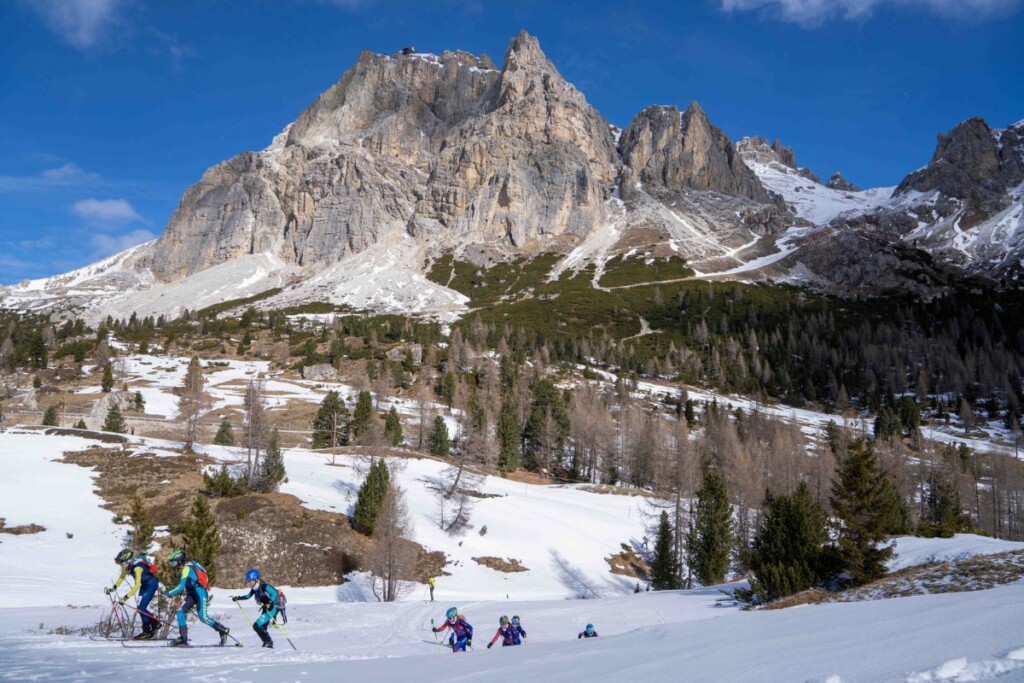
(428, 415), (450, 457)
(258, 428), (286, 492)
(352, 458), (391, 535)
(134, 391), (145, 412)
(650, 510), (681, 590)
(101, 364), (114, 393)
(126, 493), (155, 553)
(213, 418), (235, 446)
(351, 390), (374, 441)
(919, 472), (972, 538)
(830, 437), (896, 586)
(182, 492), (220, 585)
(42, 404), (59, 426)
(311, 390), (349, 448)
(103, 403), (126, 433)
(74, 418), (87, 430)
(496, 399), (521, 473)
(686, 468), (733, 586)
(179, 356), (204, 451)
(747, 482), (828, 602)
(383, 406), (403, 446)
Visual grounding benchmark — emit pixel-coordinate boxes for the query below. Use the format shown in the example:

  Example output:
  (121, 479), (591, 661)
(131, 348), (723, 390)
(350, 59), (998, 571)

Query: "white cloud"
(90, 228), (155, 256)
(0, 163), (104, 192)
(26, 0), (122, 49)
(72, 198), (142, 224)
(720, 0), (1021, 25)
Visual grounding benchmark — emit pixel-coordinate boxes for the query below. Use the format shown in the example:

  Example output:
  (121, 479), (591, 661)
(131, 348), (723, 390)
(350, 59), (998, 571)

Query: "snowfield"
(2, 428), (1024, 682)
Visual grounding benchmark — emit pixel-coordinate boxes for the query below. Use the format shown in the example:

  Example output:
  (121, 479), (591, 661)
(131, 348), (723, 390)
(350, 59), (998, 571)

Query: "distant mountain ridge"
(2, 31), (1022, 321)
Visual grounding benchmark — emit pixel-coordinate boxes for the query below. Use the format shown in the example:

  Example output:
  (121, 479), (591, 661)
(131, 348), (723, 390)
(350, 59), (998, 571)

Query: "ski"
(121, 639), (176, 648)
(89, 635), (135, 642)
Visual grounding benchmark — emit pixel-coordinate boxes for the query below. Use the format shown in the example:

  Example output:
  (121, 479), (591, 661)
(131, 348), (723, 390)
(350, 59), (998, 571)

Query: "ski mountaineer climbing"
(427, 576), (435, 602)
(432, 607), (472, 652)
(486, 615), (518, 648)
(106, 549), (160, 639)
(510, 615), (526, 644)
(578, 623), (598, 638)
(231, 569), (280, 648)
(163, 550), (230, 647)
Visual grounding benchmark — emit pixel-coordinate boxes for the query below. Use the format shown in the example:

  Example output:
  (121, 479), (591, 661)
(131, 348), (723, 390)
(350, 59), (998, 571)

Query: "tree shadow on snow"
(549, 550), (601, 599)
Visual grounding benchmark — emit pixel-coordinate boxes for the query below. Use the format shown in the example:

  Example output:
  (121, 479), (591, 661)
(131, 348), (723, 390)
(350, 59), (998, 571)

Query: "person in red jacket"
(433, 607), (473, 652)
(487, 615), (518, 649)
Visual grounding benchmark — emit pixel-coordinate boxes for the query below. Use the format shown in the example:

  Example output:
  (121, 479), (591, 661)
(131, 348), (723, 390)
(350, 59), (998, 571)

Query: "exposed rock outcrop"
(620, 103), (773, 204)
(736, 136), (820, 183)
(826, 172), (860, 192)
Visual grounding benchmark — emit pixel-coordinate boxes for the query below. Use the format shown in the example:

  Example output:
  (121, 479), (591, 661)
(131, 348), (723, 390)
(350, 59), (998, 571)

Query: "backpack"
(188, 561), (210, 589)
(140, 556), (159, 575)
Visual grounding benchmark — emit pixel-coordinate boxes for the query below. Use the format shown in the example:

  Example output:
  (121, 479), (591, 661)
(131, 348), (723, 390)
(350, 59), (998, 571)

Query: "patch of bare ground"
(761, 549), (1024, 610)
(504, 469), (556, 485)
(60, 444), (444, 589)
(472, 556), (529, 573)
(833, 550), (1024, 603)
(578, 484), (659, 498)
(606, 543), (650, 580)
(0, 518), (46, 535)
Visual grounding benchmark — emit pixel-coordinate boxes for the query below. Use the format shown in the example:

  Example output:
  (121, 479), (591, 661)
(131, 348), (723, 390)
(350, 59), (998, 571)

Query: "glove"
(231, 596), (242, 602)
(487, 643), (493, 649)
(431, 627), (438, 633)
(578, 633), (583, 639)
(117, 599), (126, 606)
(466, 639), (472, 647)
(104, 587), (113, 595)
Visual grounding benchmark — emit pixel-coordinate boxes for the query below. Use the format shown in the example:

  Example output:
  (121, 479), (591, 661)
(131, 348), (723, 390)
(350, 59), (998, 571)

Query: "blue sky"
(1, 0), (1022, 284)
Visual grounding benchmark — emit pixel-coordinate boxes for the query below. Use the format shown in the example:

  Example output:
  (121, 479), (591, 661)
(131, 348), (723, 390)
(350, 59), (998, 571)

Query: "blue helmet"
(245, 569), (260, 582)
(511, 615), (520, 626)
(585, 623), (595, 633)
(445, 607), (458, 620)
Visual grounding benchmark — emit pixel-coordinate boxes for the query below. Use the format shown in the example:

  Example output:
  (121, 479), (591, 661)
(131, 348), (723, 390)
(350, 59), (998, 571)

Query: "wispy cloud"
(25, 0), (123, 49)
(720, 0), (1021, 26)
(72, 198), (142, 224)
(0, 163), (105, 192)
(89, 228), (156, 256)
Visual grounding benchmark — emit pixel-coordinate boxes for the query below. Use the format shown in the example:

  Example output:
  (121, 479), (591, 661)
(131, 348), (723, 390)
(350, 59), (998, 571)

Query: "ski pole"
(431, 618), (439, 655)
(271, 617), (297, 651)
(106, 587), (130, 638)
(119, 601), (169, 626)
(236, 601), (253, 625)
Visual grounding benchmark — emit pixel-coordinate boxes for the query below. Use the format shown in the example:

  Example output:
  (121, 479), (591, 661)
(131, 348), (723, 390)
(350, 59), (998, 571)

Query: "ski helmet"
(585, 623), (595, 633)
(114, 548), (133, 564)
(245, 569), (260, 582)
(168, 550), (187, 567)
(445, 607), (458, 620)
(499, 615), (509, 626)
(511, 616), (520, 626)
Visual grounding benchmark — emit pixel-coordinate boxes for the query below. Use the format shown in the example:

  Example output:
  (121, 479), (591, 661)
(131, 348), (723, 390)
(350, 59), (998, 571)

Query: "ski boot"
(262, 640), (274, 649)
(217, 625), (230, 647)
(169, 626), (189, 647)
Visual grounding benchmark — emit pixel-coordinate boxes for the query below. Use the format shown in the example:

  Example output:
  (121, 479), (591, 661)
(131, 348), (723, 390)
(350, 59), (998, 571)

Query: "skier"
(427, 576), (435, 602)
(487, 615), (518, 648)
(510, 615), (526, 644)
(106, 548), (160, 639)
(432, 607), (473, 652)
(231, 569), (280, 648)
(578, 623), (598, 639)
(163, 550), (230, 647)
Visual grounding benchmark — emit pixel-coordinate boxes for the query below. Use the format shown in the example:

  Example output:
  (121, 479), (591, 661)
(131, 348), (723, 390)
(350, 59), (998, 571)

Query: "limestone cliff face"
(620, 103), (772, 204)
(150, 32), (622, 281)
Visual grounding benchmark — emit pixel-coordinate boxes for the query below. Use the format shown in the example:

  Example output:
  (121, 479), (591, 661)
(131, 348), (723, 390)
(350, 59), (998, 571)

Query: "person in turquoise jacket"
(232, 568), (280, 648)
(164, 550), (230, 647)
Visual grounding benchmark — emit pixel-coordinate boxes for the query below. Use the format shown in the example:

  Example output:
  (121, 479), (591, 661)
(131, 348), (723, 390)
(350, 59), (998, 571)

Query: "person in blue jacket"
(106, 548), (160, 639)
(163, 550), (230, 647)
(510, 615), (527, 644)
(487, 615), (518, 648)
(232, 569), (280, 648)
(433, 607), (473, 652)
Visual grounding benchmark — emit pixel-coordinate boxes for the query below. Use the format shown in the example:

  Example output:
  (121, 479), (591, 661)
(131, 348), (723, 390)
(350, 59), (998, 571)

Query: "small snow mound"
(804, 676), (843, 683)
(1007, 646), (1024, 661)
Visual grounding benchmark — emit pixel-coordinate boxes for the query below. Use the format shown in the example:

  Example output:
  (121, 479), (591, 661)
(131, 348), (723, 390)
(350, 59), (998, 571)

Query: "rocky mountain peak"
(894, 116), (1024, 226)
(736, 135), (820, 183)
(620, 103), (772, 203)
(826, 172), (860, 192)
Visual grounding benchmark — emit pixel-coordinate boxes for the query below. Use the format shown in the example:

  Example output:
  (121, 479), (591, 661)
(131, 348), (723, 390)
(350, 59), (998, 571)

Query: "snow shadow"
(549, 550), (600, 599)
